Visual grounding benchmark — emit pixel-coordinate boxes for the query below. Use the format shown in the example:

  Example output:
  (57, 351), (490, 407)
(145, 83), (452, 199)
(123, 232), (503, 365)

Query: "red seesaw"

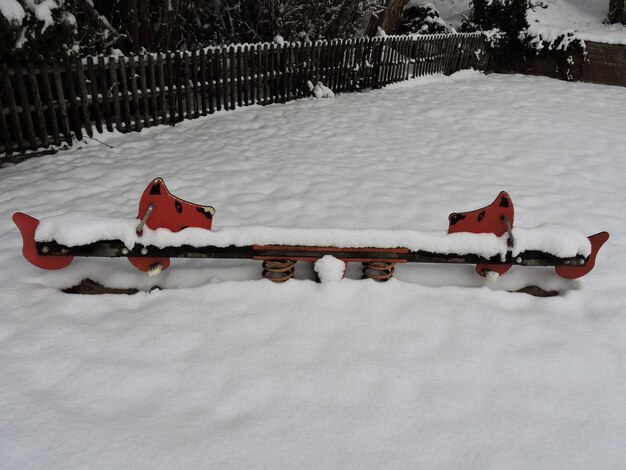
(13, 178), (609, 282)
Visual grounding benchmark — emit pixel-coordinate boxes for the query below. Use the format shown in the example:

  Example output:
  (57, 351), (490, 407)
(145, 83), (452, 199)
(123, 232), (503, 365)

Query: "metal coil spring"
(262, 260), (296, 282)
(362, 261), (395, 282)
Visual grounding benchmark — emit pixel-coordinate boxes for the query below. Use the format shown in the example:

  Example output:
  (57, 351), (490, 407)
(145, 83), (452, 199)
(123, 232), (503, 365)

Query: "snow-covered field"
(1, 71), (626, 468)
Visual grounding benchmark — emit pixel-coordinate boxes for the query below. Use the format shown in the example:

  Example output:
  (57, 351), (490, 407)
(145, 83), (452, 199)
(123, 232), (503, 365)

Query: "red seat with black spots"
(448, 191), (514, 277)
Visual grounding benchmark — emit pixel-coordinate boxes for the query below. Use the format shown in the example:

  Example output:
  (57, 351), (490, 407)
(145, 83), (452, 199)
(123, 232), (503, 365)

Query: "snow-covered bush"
(1, 0), (385, 60)
(459, 0), (537, 59)
(398, 2), (453, 35)
(461, 0), (587, 79)
(0, 0), (77, 63)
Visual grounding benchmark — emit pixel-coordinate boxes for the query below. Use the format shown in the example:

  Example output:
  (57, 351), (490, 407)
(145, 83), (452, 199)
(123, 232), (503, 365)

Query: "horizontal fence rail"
(1, 33), (487, 156)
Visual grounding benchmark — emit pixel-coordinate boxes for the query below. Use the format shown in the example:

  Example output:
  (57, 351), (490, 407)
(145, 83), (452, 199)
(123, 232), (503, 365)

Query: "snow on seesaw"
(1, 71), (626, 468)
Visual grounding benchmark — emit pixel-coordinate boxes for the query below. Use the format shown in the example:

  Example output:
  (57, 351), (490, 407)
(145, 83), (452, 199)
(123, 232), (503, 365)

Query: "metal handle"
(136, 203), (155, 236)
(502, 215), (514, 246)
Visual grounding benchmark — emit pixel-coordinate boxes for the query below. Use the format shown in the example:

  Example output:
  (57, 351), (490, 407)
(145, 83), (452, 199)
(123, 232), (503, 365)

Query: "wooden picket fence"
(0, 33), (487, 157)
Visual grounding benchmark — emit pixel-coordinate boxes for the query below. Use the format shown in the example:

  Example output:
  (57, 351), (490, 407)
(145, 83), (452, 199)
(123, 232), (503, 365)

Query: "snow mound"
(34, 214), (591, 259)
(314, 255), (346, 283)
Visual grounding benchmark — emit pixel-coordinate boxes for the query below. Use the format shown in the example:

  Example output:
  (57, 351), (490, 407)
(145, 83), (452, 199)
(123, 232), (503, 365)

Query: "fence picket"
(310, 41), (319, 88)
(52, 63), (72, 144)
(259, 44), (267, 105)
(129, 54), (141, 132)
(199, 49), (208, 115)
(297, 42), (306, 98)
(247, 45), (252, 104)
(403, 37), (412, 80)
(228, 46), (236, 109)
(27, 64), (48, 147)
(3, 65), (25, 150)
(157, 53), (167, 124)
(0, 83), (13, 154)
(288, 43), (297, 99)
(174, 52), (184, 121)
(98, 57), (112, 132)
(118, 58), (132, 130)
(206, 49), (216, 113)
(108, 58), (121, 130)
(336, 40), (344, 92)
(14, 67), (37, 149)
(76, 59), (93, 138)
(165, 52), (176, 124)
(213, 48), (222, 111)
(63, 63), (83, 140)
(147, 55), (158, 125)
(241, 44), (250, 106)
(87, 57), (103, 133)
(138, 54), (150, 127)
(183, 52), (193, 118)
(221, 47), (229, 110)
(191, 50), (199, 118)
(270, 44), (278, 104)
(40, 64), (61, 145)
(235, 46), (243, 108)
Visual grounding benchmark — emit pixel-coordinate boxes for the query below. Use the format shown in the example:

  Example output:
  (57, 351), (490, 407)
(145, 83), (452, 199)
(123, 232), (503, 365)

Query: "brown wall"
(493, 41), (626, 87)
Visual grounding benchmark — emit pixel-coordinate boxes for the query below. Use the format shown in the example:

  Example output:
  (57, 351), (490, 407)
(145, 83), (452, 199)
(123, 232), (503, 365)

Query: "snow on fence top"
(79, 33), (485, 64)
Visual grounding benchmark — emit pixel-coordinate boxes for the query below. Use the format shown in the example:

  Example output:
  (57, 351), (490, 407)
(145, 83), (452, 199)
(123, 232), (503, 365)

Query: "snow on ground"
(1, 71), (626, 468)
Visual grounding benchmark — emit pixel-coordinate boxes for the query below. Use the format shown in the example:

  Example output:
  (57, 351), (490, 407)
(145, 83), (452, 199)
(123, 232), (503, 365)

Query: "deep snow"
(1, 71), (626, 468)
